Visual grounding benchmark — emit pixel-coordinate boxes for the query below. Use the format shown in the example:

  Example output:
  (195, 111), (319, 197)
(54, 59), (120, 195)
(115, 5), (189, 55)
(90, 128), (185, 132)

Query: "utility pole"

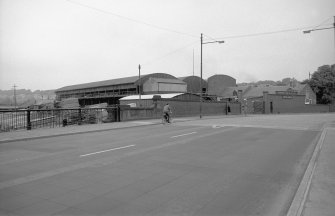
(200, 33), (203, 119)
(193, 49), (195, 76)
(199, 33), (224, 119)
(13, 84), (17, 109)
(333, 16), (335, 59)
(138, 64), (141, 107)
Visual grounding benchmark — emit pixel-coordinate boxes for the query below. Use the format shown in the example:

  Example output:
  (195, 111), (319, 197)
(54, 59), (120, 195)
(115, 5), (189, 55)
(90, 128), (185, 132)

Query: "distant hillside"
(237, 77), (300, 87)
(0, 89), (56, 107)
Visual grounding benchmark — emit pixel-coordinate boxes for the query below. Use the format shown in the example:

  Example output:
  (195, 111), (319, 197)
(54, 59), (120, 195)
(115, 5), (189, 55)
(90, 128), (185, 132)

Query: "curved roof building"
(207, 74), (236, 96)
(179, 76), (208, 94)
(55, 73), (186, 105)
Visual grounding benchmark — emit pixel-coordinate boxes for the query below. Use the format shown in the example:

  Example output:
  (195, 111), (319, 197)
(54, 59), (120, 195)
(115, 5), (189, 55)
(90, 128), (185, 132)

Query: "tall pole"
(13, 84), (17, 109)
(333, 16), (335, 60)
(138, 64), (141, 106)
(200, 33), (203, 119)
(193, 49), (195, 76)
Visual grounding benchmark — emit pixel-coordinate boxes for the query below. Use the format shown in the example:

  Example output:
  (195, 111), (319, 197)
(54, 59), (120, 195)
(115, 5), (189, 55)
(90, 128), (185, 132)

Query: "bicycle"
(162, 112), (172, 124)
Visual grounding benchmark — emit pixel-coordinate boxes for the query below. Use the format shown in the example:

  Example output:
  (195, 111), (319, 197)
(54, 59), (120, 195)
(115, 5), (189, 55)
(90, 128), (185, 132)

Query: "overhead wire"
(143, 40), (198, 66)
(209, 26), (316, 40)
(66, 0), (333, 74)
(212, 17), (334, 41)
(66, 0), (198, 38)
(312, 16), (333, 30)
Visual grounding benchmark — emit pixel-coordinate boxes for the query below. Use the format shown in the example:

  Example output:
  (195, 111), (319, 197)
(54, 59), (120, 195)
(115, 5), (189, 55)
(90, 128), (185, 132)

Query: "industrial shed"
(55, 73), (185, 106)
(141, 78), (186, 93)
(179, 76), (208, 94)
(207, 74), (237, 96)
(119, 93), (200, 107)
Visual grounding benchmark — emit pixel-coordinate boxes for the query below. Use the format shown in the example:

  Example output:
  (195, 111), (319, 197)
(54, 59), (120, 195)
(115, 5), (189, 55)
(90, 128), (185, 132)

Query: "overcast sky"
(0, 0), (334, 91)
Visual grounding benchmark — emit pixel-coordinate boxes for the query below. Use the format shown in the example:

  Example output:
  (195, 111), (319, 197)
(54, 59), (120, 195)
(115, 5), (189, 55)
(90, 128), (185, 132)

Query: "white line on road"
(171, 132), (197, 138)
(80, 145), (135, 157)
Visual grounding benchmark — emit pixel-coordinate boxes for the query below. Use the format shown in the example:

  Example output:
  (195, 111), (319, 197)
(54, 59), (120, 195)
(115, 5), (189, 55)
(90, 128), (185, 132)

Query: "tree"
(308, 64), (335, 104)
(281, 77), (291, 85)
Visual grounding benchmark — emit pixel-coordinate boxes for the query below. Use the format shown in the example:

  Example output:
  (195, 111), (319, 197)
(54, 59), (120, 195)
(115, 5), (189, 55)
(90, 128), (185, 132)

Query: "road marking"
(132, 121), (153, 125)
(80, 145), (135, 157)
(171, 132), (197, 138)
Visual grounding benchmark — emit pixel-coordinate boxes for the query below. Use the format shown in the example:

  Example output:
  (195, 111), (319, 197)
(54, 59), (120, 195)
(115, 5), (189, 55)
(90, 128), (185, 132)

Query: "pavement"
(0, 118), (167, 144)
(1, 114), (334, 216)
(301, 127), (335, 216)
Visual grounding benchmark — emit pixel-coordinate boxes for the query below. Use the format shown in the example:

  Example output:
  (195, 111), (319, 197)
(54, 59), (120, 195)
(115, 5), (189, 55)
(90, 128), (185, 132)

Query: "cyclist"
(163, 103), (172, 123)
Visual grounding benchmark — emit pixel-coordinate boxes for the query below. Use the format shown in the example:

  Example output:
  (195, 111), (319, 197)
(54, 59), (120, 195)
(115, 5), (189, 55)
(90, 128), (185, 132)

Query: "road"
(0, 115), (330, 216)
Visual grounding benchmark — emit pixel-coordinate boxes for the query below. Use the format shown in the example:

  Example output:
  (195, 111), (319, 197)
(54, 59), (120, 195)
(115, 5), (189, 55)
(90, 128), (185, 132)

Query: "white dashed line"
(80, 145), (135, 157)
(171, 132), (197, 138)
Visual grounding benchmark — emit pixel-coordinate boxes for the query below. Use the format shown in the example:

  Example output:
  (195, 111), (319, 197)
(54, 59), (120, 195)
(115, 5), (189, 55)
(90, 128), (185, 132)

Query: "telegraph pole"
(13, 84), (17, 109)
(200, 33), (203, 119)
(333, 16), (335, 59)
(193, 49), (195, 76)
(138, 64), (141, 106)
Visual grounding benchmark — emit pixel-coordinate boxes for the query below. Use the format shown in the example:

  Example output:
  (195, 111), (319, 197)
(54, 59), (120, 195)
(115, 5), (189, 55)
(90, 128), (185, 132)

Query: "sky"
(0, 0), (334, 91)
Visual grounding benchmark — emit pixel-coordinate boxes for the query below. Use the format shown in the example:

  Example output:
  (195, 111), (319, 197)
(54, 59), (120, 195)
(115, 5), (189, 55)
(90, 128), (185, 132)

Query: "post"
(138, 64), (141, 107)
(78, 108), (82, 125)
(200, 33), (203, 119)
(116, 105), (120, 122)
(26, 109), (31, 130)
(13, 84), (17, 110)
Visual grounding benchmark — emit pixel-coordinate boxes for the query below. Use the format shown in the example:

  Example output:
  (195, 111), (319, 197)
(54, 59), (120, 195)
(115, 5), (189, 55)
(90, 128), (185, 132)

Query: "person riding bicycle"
(163, 103), (172, 123)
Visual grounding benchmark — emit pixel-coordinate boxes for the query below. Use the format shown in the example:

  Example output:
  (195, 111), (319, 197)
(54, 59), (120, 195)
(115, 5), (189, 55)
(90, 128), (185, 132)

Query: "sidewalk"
(302, 127), (335, 216)
(0, 119), (164, 143)
(0, 117), (200, 143)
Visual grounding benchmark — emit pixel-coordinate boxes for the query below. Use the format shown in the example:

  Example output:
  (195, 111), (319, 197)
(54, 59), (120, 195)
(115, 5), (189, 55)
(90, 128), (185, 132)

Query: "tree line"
(302, 64), (335, 104)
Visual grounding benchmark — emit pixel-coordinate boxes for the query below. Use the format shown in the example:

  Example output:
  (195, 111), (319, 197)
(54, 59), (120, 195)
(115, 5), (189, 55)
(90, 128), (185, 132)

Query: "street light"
(200, 33), (225, 118)
(303, 16), (335, 58)
(138, 64), (141, 107)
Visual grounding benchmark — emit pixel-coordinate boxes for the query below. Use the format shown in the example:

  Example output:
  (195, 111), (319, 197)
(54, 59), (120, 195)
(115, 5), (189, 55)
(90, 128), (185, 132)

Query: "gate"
(253, 101), (264, 114)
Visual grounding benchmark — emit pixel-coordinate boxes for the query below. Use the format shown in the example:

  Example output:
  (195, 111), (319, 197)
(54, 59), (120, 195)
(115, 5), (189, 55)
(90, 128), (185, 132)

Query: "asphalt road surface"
(0, 115), (327, 216)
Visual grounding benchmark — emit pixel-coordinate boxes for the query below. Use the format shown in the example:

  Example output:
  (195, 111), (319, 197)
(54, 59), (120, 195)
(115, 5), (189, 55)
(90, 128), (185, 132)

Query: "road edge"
(286, 127), (328, 216)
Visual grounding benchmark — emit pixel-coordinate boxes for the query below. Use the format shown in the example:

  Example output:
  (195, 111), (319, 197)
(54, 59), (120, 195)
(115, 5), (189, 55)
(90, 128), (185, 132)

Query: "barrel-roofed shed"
(179, 76), (208, 94)
(55, 73), (185, 102)
(207, 74), (236, 96)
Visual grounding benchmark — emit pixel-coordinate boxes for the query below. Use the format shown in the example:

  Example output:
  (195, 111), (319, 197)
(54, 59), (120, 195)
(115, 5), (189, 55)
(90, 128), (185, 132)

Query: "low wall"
(266, 94), (331, 114)
(120, 100), (241, 121)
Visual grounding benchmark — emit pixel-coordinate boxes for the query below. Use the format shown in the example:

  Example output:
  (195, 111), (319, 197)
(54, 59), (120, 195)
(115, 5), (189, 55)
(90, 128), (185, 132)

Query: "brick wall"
(265, 94), (330, 114)
(119, 99), (241, 121)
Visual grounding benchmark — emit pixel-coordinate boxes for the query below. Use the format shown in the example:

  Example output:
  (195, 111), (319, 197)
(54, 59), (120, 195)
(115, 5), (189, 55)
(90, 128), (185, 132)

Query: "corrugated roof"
(56, 76), (139, 92)
(243, 85), (296, 98)
(56, 73), (184, 92)
(120, 93), (184, 100)
(147, 78), (186, 84)
(220, 85), (304, 98)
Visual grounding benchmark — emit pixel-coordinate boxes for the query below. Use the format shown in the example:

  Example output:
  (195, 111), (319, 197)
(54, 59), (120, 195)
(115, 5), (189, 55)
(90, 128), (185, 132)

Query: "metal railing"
(0, 107), (120, 132)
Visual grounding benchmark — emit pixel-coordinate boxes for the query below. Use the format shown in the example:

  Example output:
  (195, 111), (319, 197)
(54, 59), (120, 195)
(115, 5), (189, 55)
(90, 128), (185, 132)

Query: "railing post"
(27, 109), (31, 130)
(116, 105), (120, 122)
(78, 108), (82, 125)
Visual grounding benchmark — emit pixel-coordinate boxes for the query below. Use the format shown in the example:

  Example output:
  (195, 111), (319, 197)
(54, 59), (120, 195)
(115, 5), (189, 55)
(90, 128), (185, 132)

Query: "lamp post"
(303, 16), (335, 58)
(200, 33), (225, 118)
(138, 64), (141, 107)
